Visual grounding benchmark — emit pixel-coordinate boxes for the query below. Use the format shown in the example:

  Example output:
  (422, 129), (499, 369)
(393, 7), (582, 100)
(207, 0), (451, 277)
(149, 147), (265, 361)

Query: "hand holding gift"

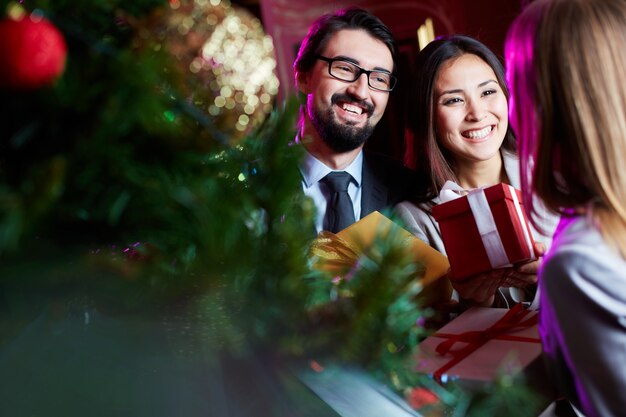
(452, 269), (511, 307)
(451, 241), (547, 307)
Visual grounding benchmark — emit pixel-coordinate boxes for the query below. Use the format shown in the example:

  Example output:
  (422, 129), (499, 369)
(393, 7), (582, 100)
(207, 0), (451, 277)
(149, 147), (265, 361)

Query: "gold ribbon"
(309, 231), (361, 275)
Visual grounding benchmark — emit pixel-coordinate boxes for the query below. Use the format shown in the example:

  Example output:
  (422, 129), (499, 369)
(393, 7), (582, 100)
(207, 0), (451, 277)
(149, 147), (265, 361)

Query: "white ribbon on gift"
(439, 181), (535, 269)
(507, 184), (536, 261)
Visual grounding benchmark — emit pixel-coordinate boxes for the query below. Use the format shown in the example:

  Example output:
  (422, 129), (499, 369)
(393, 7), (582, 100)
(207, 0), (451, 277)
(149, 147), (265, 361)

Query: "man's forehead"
(321, 29), (393, 71)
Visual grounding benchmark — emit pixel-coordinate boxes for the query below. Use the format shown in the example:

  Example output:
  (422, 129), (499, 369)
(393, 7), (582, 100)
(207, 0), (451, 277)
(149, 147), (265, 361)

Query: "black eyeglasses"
(316, 55), (397, 92)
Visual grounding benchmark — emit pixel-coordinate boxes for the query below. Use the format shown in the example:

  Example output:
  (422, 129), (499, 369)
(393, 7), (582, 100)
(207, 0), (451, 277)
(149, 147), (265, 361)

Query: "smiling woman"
(433, 53), (509, 185)
(394, 34), (559, 316)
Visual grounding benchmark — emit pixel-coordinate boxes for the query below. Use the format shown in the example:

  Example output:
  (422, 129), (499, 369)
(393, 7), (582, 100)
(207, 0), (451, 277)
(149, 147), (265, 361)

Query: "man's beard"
(310, 94), (375, 153)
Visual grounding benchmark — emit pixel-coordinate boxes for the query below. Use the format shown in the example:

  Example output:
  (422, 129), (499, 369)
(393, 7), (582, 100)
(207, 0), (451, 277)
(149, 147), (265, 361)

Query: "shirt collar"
(299, 149), (363, 188)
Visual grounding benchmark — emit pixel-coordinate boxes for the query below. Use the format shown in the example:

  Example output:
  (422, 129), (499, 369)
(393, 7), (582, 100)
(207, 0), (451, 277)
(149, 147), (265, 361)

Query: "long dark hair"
(407, 35), (516, 200)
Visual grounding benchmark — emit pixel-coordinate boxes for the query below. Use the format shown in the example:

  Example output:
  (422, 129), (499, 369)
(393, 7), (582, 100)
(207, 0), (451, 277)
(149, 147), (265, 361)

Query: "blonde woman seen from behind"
(506, 0), (626, 416)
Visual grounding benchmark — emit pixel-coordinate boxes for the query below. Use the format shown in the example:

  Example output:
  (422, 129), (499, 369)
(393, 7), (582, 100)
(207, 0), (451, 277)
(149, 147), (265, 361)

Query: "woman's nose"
(465, 99), (487, 122)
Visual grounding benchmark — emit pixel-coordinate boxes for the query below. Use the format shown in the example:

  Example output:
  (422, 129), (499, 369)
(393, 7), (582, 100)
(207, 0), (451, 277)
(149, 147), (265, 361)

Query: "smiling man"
(294, 8), (418, 233)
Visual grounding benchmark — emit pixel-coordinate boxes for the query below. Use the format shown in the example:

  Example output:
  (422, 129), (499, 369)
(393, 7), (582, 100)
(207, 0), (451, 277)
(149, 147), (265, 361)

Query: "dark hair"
(293, 8), (398, 76)
(407, 35), (516, 200)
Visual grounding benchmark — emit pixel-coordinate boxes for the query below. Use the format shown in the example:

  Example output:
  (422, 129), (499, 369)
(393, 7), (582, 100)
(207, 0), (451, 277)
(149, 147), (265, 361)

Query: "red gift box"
(414, 305), (542, 386)
(432, 183), (535, 281)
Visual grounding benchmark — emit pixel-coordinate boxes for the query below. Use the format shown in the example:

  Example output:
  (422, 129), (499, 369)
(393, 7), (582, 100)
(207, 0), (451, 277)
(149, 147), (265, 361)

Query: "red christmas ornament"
(0, 15), (67, 89)
(407, 387), (439, 410)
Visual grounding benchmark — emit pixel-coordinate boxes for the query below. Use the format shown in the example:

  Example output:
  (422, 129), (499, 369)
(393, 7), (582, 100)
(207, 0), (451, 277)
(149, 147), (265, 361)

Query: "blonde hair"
(506, 0), (626, 257)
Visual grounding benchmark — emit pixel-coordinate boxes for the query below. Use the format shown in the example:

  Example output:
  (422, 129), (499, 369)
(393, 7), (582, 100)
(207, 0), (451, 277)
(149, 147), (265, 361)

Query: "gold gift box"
(310, 211), (452, 307)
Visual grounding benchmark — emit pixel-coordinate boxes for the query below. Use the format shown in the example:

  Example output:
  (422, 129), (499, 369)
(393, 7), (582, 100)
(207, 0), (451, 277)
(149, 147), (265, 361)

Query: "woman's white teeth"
(464, 126), (492, 139)
(342, 103), (363, 115)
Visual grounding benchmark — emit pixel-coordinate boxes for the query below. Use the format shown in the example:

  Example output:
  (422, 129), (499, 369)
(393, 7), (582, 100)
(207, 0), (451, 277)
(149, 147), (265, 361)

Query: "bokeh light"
(136, 0), (279, 143)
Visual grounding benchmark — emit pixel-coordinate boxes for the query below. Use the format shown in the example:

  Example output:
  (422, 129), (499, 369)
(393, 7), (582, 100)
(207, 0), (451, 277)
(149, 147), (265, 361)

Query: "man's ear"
(295, 70), (310, 94)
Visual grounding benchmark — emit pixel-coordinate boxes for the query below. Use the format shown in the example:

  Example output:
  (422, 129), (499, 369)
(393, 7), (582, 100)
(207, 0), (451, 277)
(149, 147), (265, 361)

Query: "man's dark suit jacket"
(359, 150), (421, 219)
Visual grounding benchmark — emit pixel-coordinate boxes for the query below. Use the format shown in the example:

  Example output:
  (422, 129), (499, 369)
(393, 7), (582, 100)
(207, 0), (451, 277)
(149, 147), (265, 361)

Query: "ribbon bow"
(431, 303), (539, 383)
(309, 231), (361, 276)
(438, 180), (469, 203)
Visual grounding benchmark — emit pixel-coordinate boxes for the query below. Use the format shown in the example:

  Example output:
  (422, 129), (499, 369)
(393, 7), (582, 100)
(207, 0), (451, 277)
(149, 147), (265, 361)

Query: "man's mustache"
(331, 93), (374, 115)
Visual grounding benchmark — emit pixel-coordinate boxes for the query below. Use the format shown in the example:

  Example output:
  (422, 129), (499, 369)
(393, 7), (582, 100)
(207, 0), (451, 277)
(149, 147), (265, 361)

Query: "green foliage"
(334, 224), (427, 364)
(1, 0), (216, 251)
(0, 0), (314, 341)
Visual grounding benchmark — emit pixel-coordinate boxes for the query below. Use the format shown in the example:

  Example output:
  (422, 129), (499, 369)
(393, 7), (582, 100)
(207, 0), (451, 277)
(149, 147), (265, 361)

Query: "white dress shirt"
(299, 150), (363, 233)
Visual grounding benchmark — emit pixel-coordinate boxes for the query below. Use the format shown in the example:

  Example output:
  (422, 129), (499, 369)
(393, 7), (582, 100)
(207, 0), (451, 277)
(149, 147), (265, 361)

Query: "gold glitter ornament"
(136, 0), (279, 143)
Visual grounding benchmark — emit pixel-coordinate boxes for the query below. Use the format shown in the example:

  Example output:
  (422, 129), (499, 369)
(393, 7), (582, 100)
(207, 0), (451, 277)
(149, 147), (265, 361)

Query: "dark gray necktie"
(322, 171), (356, 233)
